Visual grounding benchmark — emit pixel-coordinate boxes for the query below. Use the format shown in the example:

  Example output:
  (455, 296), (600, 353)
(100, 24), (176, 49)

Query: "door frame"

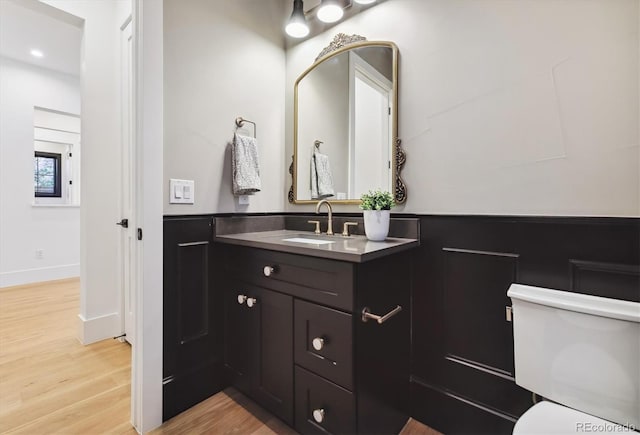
(119, 14), (135, 345)
(130, 0), (163, 432)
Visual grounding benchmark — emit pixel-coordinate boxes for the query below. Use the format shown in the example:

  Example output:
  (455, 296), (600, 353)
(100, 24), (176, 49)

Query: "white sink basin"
(282, 237), (335, 245)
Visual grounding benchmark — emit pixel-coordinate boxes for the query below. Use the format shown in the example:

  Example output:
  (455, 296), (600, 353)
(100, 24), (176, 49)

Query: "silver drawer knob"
(312, 337), (325, 351)
(312, 408), (325, 424)
(246, 297), (258, 308)
(237, 294), (247, 304)
(263, 266), (275, 277)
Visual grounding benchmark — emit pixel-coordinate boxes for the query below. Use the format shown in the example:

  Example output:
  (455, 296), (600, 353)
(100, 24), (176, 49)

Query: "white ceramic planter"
(363, 210), (390, 241)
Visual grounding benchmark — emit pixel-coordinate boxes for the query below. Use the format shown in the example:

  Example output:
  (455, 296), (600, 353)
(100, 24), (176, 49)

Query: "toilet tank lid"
(507, 284), (639, 323)
(514, 401), (633, 434)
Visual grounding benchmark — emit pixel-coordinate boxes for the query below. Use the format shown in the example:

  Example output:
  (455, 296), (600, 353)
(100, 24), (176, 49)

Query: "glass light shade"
(354, 0), (376, 3)
(317, 1), (343, 23)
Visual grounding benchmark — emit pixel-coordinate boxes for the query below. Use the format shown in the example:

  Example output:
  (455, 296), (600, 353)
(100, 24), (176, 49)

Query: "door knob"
(312, 408), (325, 424)
(263, 266), (276, 277)
(312, 337), (325, 351)
(237, 294), (247, 304)
(246, 297), (258, 308)
(116, 218), (129, 228)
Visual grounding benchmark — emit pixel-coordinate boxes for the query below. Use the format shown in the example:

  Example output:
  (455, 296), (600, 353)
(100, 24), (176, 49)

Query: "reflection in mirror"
(291, 40), (404, 204)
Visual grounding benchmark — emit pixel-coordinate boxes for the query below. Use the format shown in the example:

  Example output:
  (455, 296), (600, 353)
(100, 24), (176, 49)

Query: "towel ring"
(235, 117), (256, 138)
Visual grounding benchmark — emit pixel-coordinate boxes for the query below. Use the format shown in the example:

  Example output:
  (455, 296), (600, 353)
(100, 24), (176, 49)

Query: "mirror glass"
(291, 41), (401, 204)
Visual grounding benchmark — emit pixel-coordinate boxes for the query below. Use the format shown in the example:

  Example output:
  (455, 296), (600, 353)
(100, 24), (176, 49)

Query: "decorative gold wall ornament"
(315, 33), (367, 61)
(288, 157), (295, 203)
(394, 138), (407, 204)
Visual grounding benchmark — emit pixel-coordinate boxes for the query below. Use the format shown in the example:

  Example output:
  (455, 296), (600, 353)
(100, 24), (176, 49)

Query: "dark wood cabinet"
(165, 214), (638, 434)
(223, 284), (253, 394)
(163, 217), (224, 421)
(223, 245), (412, 434)
(295, 366), (356, 434)
(224, 282), (294, 424)
(294, 300), (353, 390)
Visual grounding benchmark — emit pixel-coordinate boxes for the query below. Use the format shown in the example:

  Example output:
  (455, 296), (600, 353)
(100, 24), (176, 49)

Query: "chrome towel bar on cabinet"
(361, 305), (402, 324)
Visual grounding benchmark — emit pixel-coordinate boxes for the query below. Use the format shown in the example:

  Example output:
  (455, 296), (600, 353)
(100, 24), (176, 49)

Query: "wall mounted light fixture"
(285, 0), (379, 39)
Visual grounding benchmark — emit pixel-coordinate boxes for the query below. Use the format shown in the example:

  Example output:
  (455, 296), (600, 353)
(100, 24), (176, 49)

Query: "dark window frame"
(34, 151), (62, 198)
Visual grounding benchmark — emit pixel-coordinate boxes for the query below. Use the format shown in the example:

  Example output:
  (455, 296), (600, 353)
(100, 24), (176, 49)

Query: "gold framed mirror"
(289, 34), (406, 205)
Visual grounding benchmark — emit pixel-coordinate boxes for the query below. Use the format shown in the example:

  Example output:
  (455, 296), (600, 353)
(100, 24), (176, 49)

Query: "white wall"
(163, 0), (286, 215)
(286, 0), (640, 217)
(40, 0), (130, 343)
(0, 57), (80, 287)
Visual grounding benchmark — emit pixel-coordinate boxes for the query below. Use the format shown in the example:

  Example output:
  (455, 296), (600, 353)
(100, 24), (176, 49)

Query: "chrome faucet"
(315, 199), (334, 235)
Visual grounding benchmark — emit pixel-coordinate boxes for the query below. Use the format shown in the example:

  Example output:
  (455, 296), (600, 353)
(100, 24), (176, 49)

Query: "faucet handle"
(341, 222), (358, 237)
(307, 220), (321, 234)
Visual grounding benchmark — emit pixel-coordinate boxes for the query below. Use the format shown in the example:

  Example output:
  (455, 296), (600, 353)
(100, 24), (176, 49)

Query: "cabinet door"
(251, 287), (294, 425)
(163, 217), (223, 421)
(223, 284), (253, 395)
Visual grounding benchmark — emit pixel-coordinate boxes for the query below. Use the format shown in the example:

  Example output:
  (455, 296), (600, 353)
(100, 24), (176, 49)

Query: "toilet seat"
(513, 401), (633, 434)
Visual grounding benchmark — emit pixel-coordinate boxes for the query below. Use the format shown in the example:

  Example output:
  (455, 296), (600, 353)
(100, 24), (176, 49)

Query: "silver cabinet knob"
(263, 266), (275, 277)
(312, 408), (325, 424)
(312, 337), (325, 351)
(237, 294), (247, 304)
(246, 297), (258, 308)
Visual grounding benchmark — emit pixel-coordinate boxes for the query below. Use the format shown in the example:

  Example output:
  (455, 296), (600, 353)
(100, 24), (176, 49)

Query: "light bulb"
(354, 0), (376, 3)
(286, 21), (309, 38)
(30, 49), (44, 58)
(317, 1), (343, 23)
(286, 0), (309, 38)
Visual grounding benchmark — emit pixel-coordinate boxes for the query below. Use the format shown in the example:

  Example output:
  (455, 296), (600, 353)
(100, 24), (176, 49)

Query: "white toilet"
(508, 284), (640, 434)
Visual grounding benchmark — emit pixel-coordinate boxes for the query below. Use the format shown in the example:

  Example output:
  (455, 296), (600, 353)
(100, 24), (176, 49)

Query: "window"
(33, 107), (80, 205)
(34, 151), (62, 197)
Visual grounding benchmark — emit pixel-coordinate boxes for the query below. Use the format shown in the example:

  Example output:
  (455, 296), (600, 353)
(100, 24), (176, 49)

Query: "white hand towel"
(232, 133), (261, 195)
(310, 151), (335, 199)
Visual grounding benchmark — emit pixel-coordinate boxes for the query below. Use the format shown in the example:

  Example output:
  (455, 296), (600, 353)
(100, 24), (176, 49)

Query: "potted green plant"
(360, 189), (395, 241)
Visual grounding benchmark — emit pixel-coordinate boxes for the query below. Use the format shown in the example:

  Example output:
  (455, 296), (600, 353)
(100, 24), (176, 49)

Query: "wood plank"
(0, 278), (133, 434)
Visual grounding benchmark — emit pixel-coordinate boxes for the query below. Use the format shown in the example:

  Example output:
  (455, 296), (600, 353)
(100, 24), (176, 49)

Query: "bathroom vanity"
(214, 217), (419, 434)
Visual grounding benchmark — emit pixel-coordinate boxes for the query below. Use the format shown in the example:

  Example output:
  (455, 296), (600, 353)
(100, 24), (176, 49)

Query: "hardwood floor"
(0, 278), (440, 435)
(0, 278), (134, 435)
(155, 388), (441, 435)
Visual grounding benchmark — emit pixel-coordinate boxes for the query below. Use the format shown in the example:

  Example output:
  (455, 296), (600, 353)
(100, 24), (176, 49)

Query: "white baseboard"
(77, 312), (121, 344)
(0, 263), (80, 288)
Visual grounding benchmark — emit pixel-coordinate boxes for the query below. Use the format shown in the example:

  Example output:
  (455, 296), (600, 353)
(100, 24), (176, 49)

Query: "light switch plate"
(169, 179), (194, 204)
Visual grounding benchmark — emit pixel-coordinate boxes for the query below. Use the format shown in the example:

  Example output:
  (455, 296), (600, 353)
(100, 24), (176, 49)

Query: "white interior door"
(348, 52), (393, 197)
(119, 17), (135, 345)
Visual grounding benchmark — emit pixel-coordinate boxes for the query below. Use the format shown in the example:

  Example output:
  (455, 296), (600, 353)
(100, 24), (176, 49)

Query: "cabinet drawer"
(295, 300), (353, 390)
(225, 246), (354, 311)
(295, 366), (356, 435)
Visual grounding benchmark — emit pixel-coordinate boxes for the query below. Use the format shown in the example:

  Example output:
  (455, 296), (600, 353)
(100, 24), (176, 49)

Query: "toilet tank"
(508, 284), (640, 428)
